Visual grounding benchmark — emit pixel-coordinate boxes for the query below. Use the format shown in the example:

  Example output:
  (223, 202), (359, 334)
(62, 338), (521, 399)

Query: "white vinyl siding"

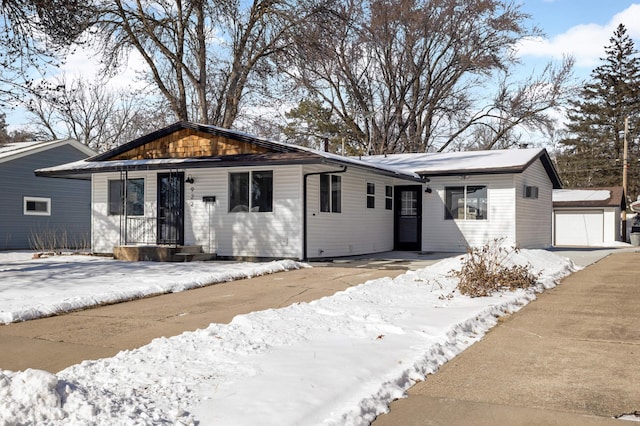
(186, 166), (302, 258)
(92, 167), (303, 257)
(422, 175), (516, 252)
(92, 172), (156, 253)
(305, 166), (398, 258)
(514, 160), (553, 248)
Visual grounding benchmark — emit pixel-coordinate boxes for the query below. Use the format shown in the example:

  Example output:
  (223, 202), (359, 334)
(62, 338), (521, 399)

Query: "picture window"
(108, 178), (145, 216)
(444, 186), (487, 220)
(229, 171), (273, 212)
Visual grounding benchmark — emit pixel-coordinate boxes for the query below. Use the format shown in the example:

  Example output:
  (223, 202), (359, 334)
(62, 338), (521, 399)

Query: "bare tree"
(93, 0), (324, 128)
(280, 0), (575, 154)
(25, 75), (169, 152)
(0, 0), (93, 107)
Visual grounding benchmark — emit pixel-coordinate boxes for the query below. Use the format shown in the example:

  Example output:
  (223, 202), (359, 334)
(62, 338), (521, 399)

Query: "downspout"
(123, 170), (129, 245)
(302, 165), (347, 260)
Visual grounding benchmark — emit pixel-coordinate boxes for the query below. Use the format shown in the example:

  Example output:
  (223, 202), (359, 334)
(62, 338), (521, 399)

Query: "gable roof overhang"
(35, 121), (425, 182)
(354, 148), (563, 189)
(416, 149), (563, 189)
(90, 121), (303, 161)
(36, 150), (424, 182)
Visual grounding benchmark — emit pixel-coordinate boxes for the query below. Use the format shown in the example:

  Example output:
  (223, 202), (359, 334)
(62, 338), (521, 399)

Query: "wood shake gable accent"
(109, 128), (271, 160)
(92, 122), (300, 162)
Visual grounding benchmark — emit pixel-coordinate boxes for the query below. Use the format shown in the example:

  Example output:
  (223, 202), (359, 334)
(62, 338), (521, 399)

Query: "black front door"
(157, 172), (185, 245)
(394, 186), (422, 251)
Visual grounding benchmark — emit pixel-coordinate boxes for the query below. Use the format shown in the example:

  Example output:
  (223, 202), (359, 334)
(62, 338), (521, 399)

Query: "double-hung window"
(445, 186), (487, 220)
(366, 183), (375, 208)
(320, 174), (341, 213)
(385, 186), (393, 210)
(108, 178), (145, 216)
(229, 171), (273, 212)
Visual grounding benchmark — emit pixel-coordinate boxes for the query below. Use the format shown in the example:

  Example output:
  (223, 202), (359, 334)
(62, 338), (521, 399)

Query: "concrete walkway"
(374, 251), (640, 425)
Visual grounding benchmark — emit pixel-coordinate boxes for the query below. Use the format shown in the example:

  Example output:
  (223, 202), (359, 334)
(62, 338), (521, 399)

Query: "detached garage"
(553, 187), (626, 246)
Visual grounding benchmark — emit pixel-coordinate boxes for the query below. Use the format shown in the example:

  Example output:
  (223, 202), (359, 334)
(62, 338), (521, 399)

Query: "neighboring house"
(0, 139), (95, 250)
(36, 122), (562, 259)
(552, 187), (626, 246)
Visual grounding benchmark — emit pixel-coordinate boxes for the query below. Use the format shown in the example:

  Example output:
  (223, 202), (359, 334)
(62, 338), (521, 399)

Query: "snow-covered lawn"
(0, 252), (304, 324)
(0, 250), (577, 425)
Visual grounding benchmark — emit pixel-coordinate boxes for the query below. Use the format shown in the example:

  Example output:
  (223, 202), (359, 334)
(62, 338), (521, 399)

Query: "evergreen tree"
(557, 24), (640, 200)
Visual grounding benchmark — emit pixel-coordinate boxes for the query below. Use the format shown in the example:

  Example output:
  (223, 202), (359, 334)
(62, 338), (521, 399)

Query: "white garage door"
(554, 210), (604, 246)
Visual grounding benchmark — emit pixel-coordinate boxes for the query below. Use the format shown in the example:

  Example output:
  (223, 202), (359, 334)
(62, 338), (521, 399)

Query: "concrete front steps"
(113, 245), (216, 262)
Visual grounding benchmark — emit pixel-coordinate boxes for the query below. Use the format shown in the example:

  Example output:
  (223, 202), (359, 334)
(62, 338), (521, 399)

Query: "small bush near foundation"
(450, 240), (539, 297)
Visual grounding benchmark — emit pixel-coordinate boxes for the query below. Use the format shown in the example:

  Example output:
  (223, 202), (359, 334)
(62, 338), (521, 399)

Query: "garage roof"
(553, 187), (626, 209)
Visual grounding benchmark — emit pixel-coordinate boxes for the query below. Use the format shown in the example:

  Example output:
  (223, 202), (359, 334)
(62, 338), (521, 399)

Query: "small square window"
(523, 185), (539, 199)
(24, 197), (51, 216)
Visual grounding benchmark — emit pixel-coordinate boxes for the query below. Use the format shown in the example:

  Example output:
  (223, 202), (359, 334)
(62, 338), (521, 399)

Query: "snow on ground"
(0, 249), (577, 425)
(0, 252), (305, 324)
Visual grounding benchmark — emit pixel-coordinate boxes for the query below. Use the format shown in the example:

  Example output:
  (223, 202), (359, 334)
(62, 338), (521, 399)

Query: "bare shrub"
(29, 228), (90, 253)
(450, 239), (540, 297)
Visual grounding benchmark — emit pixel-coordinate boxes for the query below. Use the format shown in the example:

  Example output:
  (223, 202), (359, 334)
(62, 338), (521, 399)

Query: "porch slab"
(113, 245), (215, 262)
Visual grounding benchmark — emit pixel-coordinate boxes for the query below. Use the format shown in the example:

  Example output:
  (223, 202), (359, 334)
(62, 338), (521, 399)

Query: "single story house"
(36, 122), (562, 259)
(552, 187), (626, 246)
(0, 139), (95, 250)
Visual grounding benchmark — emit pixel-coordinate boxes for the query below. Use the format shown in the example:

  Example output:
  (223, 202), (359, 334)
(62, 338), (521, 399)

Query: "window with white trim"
(366, 182), (375, 208)
(320, 174), (341, 213)
(444, 186), (487, 220)
(385, 186), (393, 210)
(24, 197), (51, 216)
(229, 171), (273, 212)
(108, 178), (145, 216)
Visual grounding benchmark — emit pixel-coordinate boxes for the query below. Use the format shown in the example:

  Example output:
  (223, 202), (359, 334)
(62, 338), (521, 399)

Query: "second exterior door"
(394, 186), (422, 251)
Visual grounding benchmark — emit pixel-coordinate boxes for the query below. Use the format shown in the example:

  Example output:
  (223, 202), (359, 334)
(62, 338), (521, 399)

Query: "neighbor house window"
(229, 171), (273, 212)
(445, 186), (487, 220)
(23, 196), (51, 216)
(366, 182), (375, 208)
(320, 174), (341, 213)
(108, 178), (145, 216)
(385, 186), (393, 210)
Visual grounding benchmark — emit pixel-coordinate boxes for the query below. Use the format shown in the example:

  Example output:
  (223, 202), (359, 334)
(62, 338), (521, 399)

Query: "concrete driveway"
(0, 253), (446, 373)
